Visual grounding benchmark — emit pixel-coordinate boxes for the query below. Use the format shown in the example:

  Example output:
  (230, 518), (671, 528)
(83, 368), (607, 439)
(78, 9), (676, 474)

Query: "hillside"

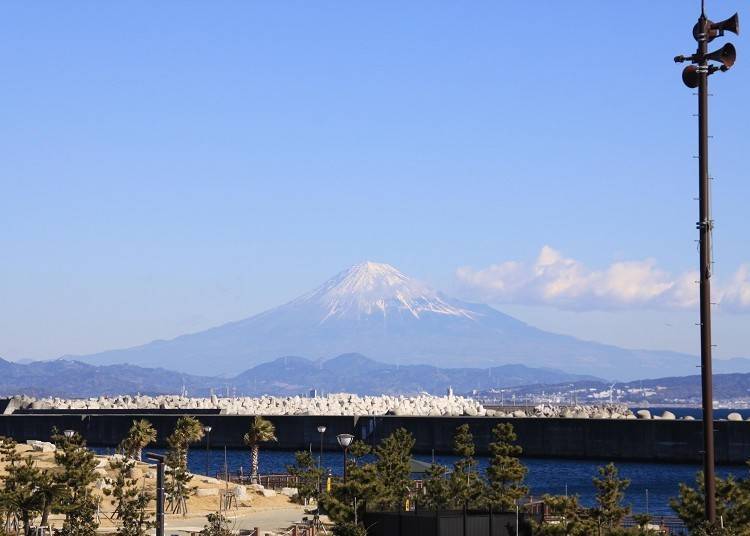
(0, 354), (596, 398)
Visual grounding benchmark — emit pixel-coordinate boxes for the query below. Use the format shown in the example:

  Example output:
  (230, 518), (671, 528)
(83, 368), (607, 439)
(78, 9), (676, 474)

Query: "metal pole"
(156, 460), (164, 536)
(343, 446), (348, 483)
(205, 431), (211, 477)
(319, 432), (324, 470)
(488, 504), (493, 536)
(696, 13), (716, 524)
(146, 453), (165, 536)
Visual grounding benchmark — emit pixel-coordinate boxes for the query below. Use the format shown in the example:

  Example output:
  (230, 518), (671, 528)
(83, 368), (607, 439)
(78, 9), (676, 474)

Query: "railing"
(218, 471), (300, 490)
(539, 513), (687, 535)
(622, 514), (688, 535)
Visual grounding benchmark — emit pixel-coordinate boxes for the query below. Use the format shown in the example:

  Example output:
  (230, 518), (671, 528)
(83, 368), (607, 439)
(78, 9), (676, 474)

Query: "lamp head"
(317, 425), (327, 434)
(63, 429), (75, 439)
(336, 433), (355, 448)
(204, 425), (212, 433)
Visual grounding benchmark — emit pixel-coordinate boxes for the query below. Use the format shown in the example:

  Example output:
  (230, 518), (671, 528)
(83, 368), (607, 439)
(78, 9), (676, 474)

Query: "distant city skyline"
(1, 1), (747, 361)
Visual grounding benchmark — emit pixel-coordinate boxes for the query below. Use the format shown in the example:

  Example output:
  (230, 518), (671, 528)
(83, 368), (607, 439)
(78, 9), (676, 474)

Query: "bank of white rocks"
(6, 394), (656, 419)
(14, 394), (486, 417)
(13, 395), (745, 420)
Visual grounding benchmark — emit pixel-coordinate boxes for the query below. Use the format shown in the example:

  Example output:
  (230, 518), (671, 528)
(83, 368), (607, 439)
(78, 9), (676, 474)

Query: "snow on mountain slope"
(293, 262), (475, 321)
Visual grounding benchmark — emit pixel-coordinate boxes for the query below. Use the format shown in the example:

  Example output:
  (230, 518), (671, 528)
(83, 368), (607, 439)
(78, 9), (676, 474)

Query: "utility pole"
(674, 1), (739, 525)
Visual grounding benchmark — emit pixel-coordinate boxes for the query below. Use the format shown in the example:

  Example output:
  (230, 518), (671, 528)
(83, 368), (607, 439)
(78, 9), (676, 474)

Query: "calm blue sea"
(93, 447), (747, 516)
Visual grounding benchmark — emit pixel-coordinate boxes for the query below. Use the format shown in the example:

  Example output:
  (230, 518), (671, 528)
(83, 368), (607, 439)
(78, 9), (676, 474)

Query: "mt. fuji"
(75, 261), (700, 380)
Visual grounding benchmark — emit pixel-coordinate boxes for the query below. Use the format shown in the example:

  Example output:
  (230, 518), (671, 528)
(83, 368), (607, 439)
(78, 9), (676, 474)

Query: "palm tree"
(168, 416), (205, 469)
(243, 416), (277, 483)
(120, 419), (157, 461)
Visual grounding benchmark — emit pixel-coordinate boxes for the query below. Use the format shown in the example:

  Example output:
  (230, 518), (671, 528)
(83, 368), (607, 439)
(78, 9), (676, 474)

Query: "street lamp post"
(316, 425), (327, 522)
(203, 425), (212, 478)
(674, 1), (739, 525)
(146, 452), (166, 536)
(316, 425), (326, 470)
(336, 433), (354, 482)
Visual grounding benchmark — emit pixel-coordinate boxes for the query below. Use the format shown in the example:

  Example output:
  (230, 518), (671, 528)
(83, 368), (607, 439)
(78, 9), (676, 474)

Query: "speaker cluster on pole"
(675, 11), (739, 88)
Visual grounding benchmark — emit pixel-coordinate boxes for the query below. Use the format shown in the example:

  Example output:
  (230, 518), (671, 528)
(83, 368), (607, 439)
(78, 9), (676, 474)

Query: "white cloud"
(457, 246), (749, 312)
(720, 265), (750, 313)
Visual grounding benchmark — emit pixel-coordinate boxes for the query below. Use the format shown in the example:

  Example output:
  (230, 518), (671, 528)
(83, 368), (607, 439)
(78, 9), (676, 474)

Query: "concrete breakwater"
(1, 411), (750, 464)
(7, 394), (641, 419)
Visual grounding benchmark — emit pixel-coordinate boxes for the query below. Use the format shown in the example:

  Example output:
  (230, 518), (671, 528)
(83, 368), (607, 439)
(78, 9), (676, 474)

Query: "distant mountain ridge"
(4, 354), (750, 405)
(0, 354), (597, 398)
(65, 261), (749, 380)
(492, 371), (750, 406)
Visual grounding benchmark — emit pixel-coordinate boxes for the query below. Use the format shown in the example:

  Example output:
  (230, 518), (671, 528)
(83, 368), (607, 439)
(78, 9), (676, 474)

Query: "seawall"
(3, 413), (750, 464)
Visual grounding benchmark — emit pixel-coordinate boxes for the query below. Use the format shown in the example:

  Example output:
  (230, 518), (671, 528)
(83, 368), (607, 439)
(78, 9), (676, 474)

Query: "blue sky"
(1, 0), (748, 361)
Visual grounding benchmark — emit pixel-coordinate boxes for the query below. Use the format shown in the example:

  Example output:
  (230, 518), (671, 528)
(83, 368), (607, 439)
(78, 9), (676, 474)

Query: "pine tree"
(165, 416), (205, 514)
(104, 456), (154, 536)
(670, 470), (750, 534)
(3, 456), (44, 534)
(531, 494), (596, 536)
(321, 428), (414, 525)
(52, 429), (100, 536)
(287, 450), (324, 504)
(320, 460), (379, 524)
(118, 419), (157, 461)
(449, 424), (485, 509)
(485, 422), (528, 511)
(372, 428), (414, 511)
(35, 469), (65, 528)
(332, 521), (367, 536)
(348, 440), (371, 464)
(243, 416), (277, 483)
(592, 463), (631, 531)
(422, 463), (451, 511)
(0, 437), (23, 528)
(199, 512), (233, 536)
(0, 437), (20, 467)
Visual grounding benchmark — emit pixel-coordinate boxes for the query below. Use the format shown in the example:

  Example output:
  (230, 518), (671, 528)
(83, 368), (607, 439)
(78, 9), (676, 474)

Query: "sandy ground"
(2, 444), (310, 535)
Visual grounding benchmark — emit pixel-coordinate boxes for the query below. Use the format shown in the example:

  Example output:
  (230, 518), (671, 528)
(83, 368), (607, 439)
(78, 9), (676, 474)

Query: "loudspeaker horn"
(694, 13), (740, 42)
(712, 13), (740, 37)
(705, 42), (737, 69)
(682, 65), (700, 88)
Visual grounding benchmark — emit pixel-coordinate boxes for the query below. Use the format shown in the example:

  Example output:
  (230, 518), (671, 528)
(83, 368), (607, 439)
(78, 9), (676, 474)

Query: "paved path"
(160, 505), (308, 535)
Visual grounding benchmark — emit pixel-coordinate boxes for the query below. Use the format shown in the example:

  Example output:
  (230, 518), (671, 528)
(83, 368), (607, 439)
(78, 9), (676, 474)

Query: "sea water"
(101, 448), (744, 516)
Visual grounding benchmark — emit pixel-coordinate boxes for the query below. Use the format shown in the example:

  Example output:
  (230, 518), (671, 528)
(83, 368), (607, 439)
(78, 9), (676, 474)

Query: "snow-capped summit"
(295, 261), (475, 321)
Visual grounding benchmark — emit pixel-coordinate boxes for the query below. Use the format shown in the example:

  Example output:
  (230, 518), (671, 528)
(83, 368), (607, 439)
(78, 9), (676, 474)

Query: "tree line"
(286, 422), (750, 536)
(0, 415), (278, 536)
(1, 416), (747, 535)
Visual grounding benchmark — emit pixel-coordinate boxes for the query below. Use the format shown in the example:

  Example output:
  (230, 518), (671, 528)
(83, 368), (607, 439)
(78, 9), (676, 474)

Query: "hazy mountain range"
(61, 261), (748, 381)
(3, 354), (750, 404)
(490, 372), (750, 406)
(0, 354), (597, 398)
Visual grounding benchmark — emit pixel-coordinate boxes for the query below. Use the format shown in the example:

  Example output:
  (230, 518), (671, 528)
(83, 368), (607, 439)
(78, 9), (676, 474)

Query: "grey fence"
(362, 510), (535, 536)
